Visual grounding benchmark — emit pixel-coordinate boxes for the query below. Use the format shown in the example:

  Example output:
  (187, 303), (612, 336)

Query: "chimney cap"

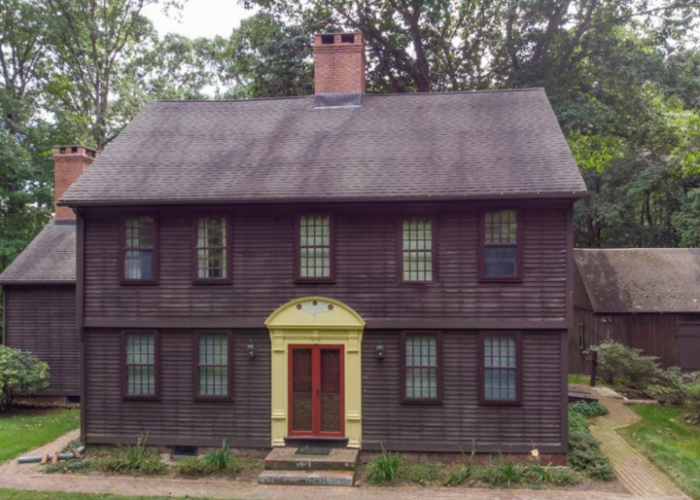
(54, 145), (99, 158)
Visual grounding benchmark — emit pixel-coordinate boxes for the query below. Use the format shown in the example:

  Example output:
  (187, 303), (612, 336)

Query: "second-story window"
(194, 216), (229, 281)
(297, 214), (333, 282)
(401, 218), (434, 282)
(123, 215), (157, 283)
(481, 210), (521, 280)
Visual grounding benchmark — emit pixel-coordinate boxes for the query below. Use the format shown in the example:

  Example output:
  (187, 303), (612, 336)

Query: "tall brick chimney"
(312, 32), (365, 107)
(53, 146), (97, 220)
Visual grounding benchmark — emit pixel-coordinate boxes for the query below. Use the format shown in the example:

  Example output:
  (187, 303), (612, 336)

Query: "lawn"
(619, 405), (700, 500)
(0, 490), (214, 500)
(568, 373), (591, 385)
(0, 409), (80, 464)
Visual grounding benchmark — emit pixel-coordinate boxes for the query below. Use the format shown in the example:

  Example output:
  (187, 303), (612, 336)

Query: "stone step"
(263, 447), (359, 471)
(258, 470), (356, 486)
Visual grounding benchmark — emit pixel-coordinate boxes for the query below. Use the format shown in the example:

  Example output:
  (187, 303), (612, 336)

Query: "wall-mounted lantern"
(247, 339), (257, 359)
(375, 341), (386, 360)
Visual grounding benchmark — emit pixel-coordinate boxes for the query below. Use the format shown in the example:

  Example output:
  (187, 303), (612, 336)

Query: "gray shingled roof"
(60, 89), (587, 206)
(0, 221), (76, 284)
(575, 249), (700, 314)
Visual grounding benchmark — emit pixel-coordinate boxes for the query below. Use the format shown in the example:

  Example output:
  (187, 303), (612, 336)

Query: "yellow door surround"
(265, 296), (365, 448)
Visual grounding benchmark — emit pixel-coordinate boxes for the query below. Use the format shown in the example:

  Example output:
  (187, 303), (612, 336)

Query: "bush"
(98, 435), (165, 475)
(201, 440), (230, 471)
(586, 341), (661, 389)
(568, 404), (615, 481)
(401, 461), (439, 484)
(173, 456), (214, 477)
(366, 449), (403, 484)
(655, 368), (700, 422)
(475, 456), (523, 488)
(569, 400), (609, 418)
(441, 462), (473, 487)
(0, 345), (50, 410)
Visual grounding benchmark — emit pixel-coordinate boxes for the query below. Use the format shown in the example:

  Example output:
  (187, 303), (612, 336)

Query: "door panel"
(291, 348), (313, 431)
(677, 325), (700, 370)
(320, 349), (341, 432)
(289, 345), (344, 437)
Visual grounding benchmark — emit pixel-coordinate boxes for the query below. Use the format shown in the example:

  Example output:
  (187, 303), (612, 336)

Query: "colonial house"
(572, 249), (700, 373)
(2, 32), (587, 478)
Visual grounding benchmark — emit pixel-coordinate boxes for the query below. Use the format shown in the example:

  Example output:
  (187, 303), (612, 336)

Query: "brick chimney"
(312, 32), (365, 107)
(53, 146), (97, 220)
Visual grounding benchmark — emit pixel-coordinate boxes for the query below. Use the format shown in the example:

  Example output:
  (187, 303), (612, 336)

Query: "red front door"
(288, 345), (344, 438)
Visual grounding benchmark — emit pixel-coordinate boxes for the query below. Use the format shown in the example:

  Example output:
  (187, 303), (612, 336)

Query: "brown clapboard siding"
(4, 285), (80, 396)
(84, 329), (270, 447)
(361, 330), (566, 453)
(82, 202), (568, 324)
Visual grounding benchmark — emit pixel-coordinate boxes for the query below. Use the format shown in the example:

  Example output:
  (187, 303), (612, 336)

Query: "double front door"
(289, 345), (344, 438)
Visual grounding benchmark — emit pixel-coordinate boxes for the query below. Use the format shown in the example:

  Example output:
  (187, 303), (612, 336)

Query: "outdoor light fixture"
(375, 341), (386, 360)
(247, 339), (257, 359)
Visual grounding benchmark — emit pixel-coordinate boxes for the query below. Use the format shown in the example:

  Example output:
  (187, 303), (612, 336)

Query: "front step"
(264, 447), (359, 471)
(258, 469), (356, 486)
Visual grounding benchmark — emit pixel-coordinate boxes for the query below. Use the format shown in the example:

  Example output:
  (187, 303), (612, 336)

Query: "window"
(401, 218), (434, 282)
(195, 332), (232, 400)
(122, 215), (157, 283)
(194, 216), (230, 281)
(402, 332), (441, 403)
(479, 332), (521, 404)
(480, 210), (521, 280)
(123, 331), (159, 399)
(578, 324), (586, 350)
(296, 214), (333, 281)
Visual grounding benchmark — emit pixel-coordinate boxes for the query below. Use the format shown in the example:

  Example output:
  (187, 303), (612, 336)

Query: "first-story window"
(402, 332), (441, 403)
(123, 331), (159, 398)
(480, 332), (521, 404)
(122, 215), (157, 282)
(194, 216), (230, 281)
(481, 210), (520, 280)
(297, 214), (333, 281)
(195, 331), (232, 399)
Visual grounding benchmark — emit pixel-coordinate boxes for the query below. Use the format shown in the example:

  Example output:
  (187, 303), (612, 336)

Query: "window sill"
(122, 395), (161, 402)
(194, 396), (233, 402)
(401, 399), (443, 406)
(479, 400), (522, 407)
(120, 280), (159, 286)
(192, 279), (232, 286)
(478, 277), (523, 284)
(295, 278), (336, 284)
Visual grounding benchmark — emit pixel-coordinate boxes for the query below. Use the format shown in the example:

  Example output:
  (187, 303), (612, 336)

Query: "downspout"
(76, 207), (87, 443)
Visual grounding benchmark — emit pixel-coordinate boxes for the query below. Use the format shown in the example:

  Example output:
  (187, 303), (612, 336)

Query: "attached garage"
(571, 249), (700, 373)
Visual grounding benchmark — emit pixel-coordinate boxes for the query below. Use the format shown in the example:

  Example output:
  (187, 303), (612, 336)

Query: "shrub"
(475, 456), (523, 488)
(44, 459), (95, 475)
(402, 461), (439, 484)
(0, 345), (50, 410)
(548, 467), (582, 486)
(366, 448), (403, 484)
(586, 341), (661, 389)
(686, 383), (700, 424)
(173, 456), (214, 477)
(655, 368), (700, 422)
(98, 435), (165, 475)
(441, 462), (472, 487)
(569, 400), (609, 418)
(201, 440), (230, 471)
(568, 404), (615, 481)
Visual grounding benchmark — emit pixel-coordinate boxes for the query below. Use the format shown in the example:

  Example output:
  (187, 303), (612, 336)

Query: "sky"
(144, 0), (256, 39)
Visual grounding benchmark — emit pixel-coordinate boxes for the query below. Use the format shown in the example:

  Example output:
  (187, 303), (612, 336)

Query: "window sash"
(297, 215), (332, 280)
(401, 218), (434, 282)
(481, 210), (520, 280)
(124, 332), (158, 397)
(122, 216), (156, 281)
(481, 333), (520, 404)
(403, 333), (440, 401)
(195, 216), (228, 280)
(196, 332), (231, 399)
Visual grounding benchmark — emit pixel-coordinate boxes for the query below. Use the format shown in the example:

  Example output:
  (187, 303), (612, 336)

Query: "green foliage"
(172, 456), (213, 477)
(621, 404), (700, 499)
(586, 341), (661, 389)
(568, 403), (616, 481)
(440, 462), (473, 487)
(97, 436), (165, 476)
(44, 459), (95, 475)
(474, 456), (523, 488)
(200, 440), (230, 471)
(401, 461), (440, 485)
(569, 401), (609, 419)
(366, 448), (404, 484)
(0, 346), (50, 411)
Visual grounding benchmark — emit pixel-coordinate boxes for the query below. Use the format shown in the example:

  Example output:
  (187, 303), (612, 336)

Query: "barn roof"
(0, 221), (76, 285)
(574, 249), (700, 314)
(59, 88), (587, 207)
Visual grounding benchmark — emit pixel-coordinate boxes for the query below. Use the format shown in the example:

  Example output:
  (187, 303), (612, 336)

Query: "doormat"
(295, 446), (332, 456)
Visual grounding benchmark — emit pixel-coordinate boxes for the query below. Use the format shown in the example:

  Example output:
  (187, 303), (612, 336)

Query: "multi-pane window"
(482, 210), (519, 279)
(196, 332), (230, 398)
(401, 219), (434, 282)
(298, 215), (332, 280)
(123, 216), (156, 281)
(482, 333), (519, 403)
(403, 333), (440, 401)
(195, 216), (229, 280)
(124, 332), (158, 397)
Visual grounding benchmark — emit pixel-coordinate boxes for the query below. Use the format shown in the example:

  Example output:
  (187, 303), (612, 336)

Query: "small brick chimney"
(53, 146), (97, 220)
(312, 32), (365, 107)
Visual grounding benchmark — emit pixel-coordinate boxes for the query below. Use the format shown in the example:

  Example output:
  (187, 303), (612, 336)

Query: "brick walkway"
(0, 403), (685, 500)
(587, 386), (689, 500)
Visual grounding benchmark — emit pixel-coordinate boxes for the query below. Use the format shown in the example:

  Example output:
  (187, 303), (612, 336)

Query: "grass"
(620, 404), (700, 500)
(568, 373), (591, 385)
(0, 489), (216, 500)
(0, 409), (80, 464)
